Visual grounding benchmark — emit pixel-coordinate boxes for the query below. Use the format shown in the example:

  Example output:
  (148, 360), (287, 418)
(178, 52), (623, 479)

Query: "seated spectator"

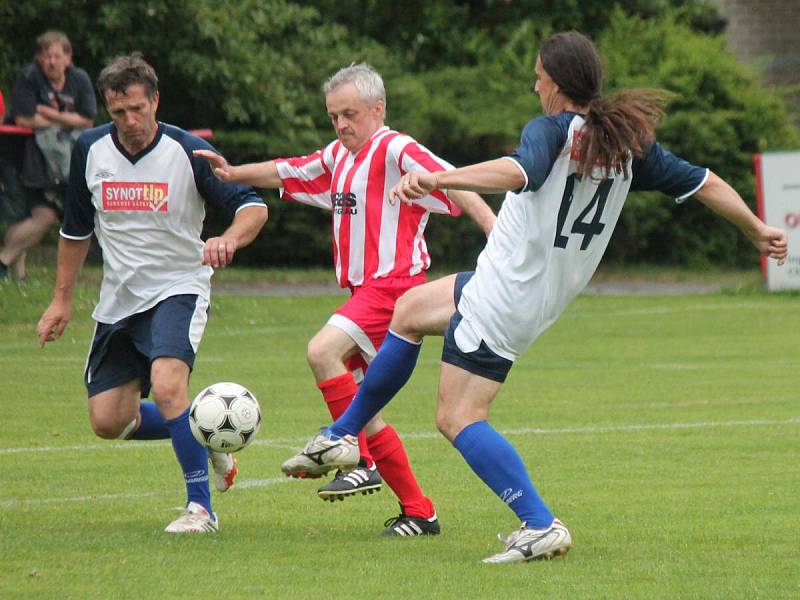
(0, 31), (96, 280)
(1, 89), (35, 265)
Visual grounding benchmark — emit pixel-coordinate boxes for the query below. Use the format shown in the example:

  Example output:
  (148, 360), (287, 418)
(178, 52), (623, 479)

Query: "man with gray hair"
(196, 62), (495, 536)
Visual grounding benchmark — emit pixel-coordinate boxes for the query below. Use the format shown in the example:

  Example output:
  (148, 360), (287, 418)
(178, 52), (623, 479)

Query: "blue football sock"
(329, 330), (422, 438)
(132, 401), (170, 440)
(165, 407), (211, 514)
(454, 420), (553, 528)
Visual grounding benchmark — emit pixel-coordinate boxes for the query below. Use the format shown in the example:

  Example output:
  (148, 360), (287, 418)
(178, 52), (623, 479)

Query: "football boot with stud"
(318, 463), (382, 501)
(381, 504), (441, 537)
(164, 501), (219, 533)
(482, 519), (571, 564)
(281, 427), (360, 477)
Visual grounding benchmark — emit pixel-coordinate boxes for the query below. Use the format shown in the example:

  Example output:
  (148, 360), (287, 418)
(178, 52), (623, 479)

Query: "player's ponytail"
(581, 89), (669, 179)
(540, 31), (669, 179)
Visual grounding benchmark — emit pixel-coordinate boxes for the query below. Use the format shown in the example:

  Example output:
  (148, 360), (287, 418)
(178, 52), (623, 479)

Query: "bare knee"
(150, 378), (184, 413)
(88, 410), (133, 439)
(88, 382), (142, 439)
(306, 335), (330, 372)
(390, 290), (423, 339)
(435, 408), (461, 443)
(150, 359), (190, 417)
(90, 419), (123, 439)
(306, 327), (354, 382)
(435, 389), (493, 442)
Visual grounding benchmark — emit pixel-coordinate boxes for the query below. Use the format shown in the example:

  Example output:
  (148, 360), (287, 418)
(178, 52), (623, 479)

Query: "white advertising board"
(755, 151), (800, 291)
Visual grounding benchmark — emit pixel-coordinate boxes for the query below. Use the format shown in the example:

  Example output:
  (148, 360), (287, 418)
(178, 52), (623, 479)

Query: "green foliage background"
(1, 0), (797, 270)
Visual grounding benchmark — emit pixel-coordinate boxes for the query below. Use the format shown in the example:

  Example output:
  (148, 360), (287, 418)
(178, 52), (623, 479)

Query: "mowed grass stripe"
(1, 289), (797, 600)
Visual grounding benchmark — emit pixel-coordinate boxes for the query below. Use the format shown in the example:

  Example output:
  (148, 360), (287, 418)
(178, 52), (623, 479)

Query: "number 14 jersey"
(457, 112), (708, 361)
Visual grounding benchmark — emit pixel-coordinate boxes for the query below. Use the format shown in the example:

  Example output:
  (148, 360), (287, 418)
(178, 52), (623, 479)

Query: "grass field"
(1, 272), (798, 599)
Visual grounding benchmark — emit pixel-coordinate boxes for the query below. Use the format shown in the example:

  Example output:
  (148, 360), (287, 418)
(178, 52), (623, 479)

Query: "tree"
(1, 0), (796, 269)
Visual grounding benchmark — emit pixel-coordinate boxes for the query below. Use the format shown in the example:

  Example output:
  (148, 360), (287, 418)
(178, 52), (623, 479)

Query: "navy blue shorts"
(441, 271), (513, 383)
(84, 294), (209, 397)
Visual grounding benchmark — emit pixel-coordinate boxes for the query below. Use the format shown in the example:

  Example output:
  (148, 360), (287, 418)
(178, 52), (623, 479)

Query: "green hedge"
(599, 10), (799, 267)
(2, 2), (797, 270)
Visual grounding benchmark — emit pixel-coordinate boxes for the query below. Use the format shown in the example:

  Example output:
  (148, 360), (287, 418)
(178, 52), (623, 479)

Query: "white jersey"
(456, 113), (708, 360)
(61, 122), (266, 323)
(274, 126), (461, 288)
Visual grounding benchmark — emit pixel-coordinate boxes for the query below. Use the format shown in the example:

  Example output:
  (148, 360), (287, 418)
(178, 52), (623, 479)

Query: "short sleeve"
(631, 142), (709, 201)
(174, 130), (266, 219)
(507, 115), (571, 193)
(60, 133), (96, 239)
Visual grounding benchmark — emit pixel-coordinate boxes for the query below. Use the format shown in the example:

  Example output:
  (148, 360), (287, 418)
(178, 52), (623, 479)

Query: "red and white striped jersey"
(275, 126), (461, 288)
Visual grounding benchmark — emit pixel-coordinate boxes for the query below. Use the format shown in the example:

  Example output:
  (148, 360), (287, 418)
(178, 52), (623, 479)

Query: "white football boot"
(164, 501), (219, 533)
(209, 451), (238, 492)
(281, 428), (360, 477)
(482, 519), (571, 564)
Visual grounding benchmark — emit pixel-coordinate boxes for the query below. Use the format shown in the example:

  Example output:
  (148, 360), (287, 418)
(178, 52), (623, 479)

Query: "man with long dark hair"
(281, 31), (788, 562)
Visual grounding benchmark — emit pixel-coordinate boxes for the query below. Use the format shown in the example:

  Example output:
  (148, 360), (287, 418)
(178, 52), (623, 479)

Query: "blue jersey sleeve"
(166, 126), (266, 219)
(508, 114), (571, 193)
(60, 127), (104, 239)
(631, 142), (709, 200)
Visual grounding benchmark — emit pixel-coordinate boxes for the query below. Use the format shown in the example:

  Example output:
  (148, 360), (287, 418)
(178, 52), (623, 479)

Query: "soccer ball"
(189, 382), (262, 453)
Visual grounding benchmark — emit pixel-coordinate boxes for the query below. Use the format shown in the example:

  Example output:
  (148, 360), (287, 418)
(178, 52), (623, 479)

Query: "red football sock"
(318, 372), (373, 467)
(367, 424), (435, 519)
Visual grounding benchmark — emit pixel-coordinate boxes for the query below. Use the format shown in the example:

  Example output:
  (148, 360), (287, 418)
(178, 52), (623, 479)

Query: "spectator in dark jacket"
(0, 31), (96, 280)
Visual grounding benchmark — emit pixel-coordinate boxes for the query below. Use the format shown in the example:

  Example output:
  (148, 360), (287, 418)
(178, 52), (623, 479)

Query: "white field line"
(1, 416), (798, 457)
(1, 417), (797, 509)
(0, 478), (291, 508)
(564, 301), (771, 319)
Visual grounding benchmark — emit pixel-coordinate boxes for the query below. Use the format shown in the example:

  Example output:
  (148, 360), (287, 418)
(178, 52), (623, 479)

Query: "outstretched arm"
(193, 149), (283, 189)
(391, 158), (525, 204)
(37, 236), (92, 347)
(693, 171), (787, 264)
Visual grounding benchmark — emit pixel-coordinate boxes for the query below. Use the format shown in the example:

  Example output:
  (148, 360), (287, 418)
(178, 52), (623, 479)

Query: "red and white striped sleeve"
(395, 138), (462, 217)
(274, 142), (336, 210)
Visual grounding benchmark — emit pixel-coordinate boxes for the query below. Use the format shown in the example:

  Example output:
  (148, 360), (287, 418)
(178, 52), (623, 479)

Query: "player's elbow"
(696, 170), (729, 198)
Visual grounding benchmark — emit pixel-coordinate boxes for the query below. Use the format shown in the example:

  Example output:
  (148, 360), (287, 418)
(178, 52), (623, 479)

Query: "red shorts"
(330, 273), (426, 367)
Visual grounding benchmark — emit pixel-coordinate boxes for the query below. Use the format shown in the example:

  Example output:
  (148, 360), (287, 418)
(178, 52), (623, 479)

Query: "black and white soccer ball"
(189, 382), (262, 453)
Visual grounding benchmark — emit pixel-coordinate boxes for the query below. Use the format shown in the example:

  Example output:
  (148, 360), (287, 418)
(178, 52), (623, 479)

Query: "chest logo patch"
(102, 182), (169, 212)
(332, 192), (357, 215)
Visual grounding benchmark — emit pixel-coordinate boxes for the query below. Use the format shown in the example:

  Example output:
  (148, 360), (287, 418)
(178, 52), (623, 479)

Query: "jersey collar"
(110, 122), (164, 165)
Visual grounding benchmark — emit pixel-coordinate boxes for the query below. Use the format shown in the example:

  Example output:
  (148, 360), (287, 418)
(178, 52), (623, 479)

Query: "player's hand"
(389, 172), (438, 206)
(36, 301), (71, 348)
(203, 236), (238, 268)
(193, 149), (238, 182)
(752, 225), (788, 265)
